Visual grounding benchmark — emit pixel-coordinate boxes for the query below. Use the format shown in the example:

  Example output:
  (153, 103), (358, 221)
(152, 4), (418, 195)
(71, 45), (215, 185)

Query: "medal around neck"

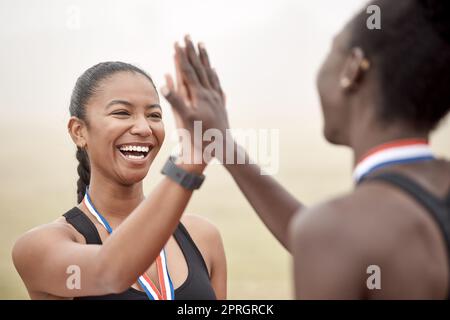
(83, 187), (174, 300)
(353, 139), (435, 184)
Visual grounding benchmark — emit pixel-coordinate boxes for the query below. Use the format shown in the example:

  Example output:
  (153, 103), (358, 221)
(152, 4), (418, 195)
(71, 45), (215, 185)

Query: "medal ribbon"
(83, 187), (174, 300)
(353, 139), (435, 183)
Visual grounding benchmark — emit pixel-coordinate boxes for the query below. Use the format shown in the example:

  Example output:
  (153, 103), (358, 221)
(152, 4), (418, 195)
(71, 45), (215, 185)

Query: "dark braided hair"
(347, 0), (450, 132)
(69, 61), (157, 203)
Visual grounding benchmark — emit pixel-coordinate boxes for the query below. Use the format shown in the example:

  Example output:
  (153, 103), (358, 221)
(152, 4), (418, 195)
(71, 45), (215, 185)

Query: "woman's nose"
(130, 115), (153, 137)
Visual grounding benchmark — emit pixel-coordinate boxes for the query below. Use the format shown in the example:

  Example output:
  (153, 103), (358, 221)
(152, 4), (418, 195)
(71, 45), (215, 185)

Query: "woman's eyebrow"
(148, 104), (162, 110)
(106, 99), (161, 110)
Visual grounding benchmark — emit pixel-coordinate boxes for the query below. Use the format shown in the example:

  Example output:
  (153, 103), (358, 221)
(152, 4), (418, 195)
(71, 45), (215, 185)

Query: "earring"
(340, 77), (351, 89)
(360, 59), (370, 71)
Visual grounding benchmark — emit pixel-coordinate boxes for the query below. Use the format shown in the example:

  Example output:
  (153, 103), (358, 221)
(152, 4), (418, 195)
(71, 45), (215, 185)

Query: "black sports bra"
(63, 207), (217, 300)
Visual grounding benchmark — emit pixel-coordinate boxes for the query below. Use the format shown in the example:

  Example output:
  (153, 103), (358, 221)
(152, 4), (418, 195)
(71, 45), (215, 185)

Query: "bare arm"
(162, 36), (303, 250)
(13, 154), (206, 298)
(289, 204), (366, 299)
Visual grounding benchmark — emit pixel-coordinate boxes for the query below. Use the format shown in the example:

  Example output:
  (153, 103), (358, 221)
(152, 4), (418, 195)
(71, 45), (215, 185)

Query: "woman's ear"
(68, 116), (87, 148)
(339, 47), (370, 91)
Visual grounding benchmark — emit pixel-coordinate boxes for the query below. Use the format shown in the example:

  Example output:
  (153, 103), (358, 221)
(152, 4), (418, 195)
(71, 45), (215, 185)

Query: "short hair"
(347, 0), (450, 132)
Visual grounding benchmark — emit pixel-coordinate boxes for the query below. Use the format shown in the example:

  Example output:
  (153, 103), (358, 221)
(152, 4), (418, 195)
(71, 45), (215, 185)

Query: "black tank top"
(62, 207), (217, 300)
(361, 172), (450, 299)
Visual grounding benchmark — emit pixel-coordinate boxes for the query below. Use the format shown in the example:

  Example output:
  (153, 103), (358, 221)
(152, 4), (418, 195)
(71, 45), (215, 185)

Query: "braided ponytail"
(76, 147), (90, 204)
(69, 61), (156, 203)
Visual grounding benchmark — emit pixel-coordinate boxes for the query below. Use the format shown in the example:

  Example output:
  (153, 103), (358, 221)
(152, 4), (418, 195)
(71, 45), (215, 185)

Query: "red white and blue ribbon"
(83, 188), (174, 300)
(353, 139), (435, 183)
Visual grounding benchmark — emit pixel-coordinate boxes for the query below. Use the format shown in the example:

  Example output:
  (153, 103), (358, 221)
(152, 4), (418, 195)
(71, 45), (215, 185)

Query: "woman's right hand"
(162, 35), (231, 164)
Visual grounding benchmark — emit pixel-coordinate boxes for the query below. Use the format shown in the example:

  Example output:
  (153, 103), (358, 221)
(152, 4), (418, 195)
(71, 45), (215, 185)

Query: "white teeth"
(125, 154), (144, 160)
(119, 145), (150, 153)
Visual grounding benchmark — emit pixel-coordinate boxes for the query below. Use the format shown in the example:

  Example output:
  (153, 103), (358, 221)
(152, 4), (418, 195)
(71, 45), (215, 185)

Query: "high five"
(162, 0), (450, 299)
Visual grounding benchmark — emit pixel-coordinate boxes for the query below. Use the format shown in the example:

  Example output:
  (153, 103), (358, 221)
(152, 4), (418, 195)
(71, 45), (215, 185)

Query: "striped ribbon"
(83, 187), (174, 300)
(353, 139), (435, 183)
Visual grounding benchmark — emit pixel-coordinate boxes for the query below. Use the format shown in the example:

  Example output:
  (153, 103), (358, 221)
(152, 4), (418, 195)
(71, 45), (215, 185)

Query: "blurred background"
(1, 0), (449, 299)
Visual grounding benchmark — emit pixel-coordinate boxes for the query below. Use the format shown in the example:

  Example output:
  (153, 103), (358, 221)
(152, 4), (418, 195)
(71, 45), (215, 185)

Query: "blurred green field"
(1, 113), (449, 299)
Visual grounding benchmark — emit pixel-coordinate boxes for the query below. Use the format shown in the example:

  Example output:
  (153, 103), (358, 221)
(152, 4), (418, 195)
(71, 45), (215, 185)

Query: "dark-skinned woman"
(162, 0), (450, 299)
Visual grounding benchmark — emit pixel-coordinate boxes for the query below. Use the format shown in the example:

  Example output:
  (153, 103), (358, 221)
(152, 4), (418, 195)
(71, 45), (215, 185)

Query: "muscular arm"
(288, 203), (367, 299)
(12, 163), (205, 298)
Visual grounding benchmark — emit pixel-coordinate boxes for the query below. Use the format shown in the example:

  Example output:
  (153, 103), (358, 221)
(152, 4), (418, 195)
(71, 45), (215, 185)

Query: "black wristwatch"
(161, 156), (205, 190)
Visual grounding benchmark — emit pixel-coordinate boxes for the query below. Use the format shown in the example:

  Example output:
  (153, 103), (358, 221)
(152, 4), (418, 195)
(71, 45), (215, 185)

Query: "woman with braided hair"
(162, 0), (450, 299)
(12, 61), (226, 300)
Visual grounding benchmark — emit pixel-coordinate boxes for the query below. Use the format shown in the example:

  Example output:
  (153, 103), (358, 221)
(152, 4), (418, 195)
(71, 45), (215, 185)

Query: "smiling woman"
(111, 106), (158, 160)
(69, 65), (166, 200)
(11, 61), (227, 300)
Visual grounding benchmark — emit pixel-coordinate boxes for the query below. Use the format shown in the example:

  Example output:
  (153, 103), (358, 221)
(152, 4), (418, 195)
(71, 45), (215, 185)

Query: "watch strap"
(161, 156), (205, 190)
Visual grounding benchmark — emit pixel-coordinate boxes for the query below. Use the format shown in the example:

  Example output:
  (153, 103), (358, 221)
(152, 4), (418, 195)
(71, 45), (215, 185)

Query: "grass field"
(1, 112), (449, 299)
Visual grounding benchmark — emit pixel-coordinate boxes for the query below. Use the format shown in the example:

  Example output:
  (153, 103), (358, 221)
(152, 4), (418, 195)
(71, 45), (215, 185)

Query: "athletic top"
(62, 207), (217, 300)
(361, 172), (450, 299)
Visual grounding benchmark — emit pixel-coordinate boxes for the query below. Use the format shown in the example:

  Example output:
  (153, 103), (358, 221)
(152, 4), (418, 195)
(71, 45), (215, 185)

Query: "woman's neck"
(83, 171), (145, 226)
(350, 124), (429, 167)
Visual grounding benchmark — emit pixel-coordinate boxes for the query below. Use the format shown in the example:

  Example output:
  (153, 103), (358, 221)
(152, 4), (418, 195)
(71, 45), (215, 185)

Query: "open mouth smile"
(116, 143), (154, 161)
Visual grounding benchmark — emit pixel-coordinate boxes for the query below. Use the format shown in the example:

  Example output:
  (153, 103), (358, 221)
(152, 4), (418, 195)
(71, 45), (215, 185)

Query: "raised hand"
(161, 35), (230, 162)
(161, 35), (302, 251)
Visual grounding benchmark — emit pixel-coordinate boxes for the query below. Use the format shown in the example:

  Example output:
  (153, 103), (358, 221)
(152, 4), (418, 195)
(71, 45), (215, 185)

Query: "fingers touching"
(161, 74), (190, 118)
(173, 51), (191, 105)
(184, 35), (211, 89)
(198, 43), (223, 97)
(162, 35), (225, 105)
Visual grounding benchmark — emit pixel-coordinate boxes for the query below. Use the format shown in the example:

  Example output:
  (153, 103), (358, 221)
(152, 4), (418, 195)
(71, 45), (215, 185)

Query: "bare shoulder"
(289, 191), (369, 234)
(290, 178), (446, 263)
(180, 214), (222, 245)
(289, 183), (415, 258)
(12, 220), (78, 274)
(288, 188), (411, 298)
(289, 193), (368, 252)
(180, 215), (224, 268)
(14, 220), (77, 249)
(289, 166), (450, 298)
(287, 193), (380, 298)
